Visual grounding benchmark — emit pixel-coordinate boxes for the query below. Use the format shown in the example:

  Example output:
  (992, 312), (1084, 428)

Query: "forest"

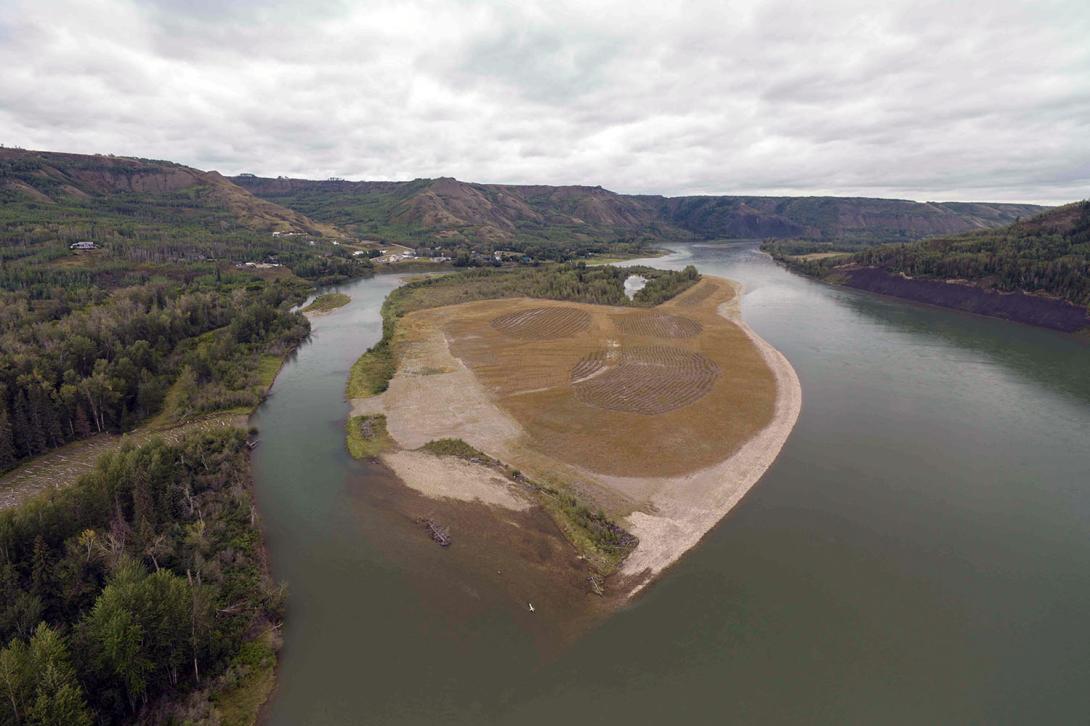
(0, 278), (309, 474)
(0, 430), (280, 724)
(765, 201), (1090, 310)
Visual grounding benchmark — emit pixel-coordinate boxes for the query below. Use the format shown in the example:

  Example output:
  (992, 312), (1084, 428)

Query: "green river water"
(252, 243), (1090, 724)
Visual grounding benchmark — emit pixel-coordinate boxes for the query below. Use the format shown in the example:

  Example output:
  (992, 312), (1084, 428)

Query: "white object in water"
(528, 602), (535, 613)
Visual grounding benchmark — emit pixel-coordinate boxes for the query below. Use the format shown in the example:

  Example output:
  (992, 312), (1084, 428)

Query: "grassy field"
(438, 279), (774, 478)
(302, 291), (351, 314)
(2, 347), (288, 512)
(792, 251), (852, 261)
(585, 249), (667, 265)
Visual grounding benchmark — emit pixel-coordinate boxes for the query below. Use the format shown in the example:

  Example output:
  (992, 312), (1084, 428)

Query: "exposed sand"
(616, 303), (801, 591)
(349, 276), (801, 597)
(381, 450), (531, 511)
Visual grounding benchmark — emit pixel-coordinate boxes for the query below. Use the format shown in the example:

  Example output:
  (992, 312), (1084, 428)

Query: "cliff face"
(231, 174), (1046, 244)
(834, 266), (1090, 332)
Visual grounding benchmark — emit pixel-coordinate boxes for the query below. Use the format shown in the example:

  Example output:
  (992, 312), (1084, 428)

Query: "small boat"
(528, 602), (535, 613)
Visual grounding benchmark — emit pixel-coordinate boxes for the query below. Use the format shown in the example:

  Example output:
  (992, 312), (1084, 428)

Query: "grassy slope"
(233, 174), (1047, 251)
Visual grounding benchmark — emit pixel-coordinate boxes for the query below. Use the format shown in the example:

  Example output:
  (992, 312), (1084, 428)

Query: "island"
(347, 264), (801, 599)
(302, 292), (351, 315)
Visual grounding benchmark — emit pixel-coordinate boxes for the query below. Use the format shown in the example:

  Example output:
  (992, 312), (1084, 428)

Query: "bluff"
(231, 174), (1046, 246)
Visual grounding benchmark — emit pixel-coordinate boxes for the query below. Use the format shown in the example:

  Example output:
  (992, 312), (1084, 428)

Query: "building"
(70, 241), (97, 250)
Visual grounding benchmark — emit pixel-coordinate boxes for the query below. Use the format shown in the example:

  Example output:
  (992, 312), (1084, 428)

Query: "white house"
(70, 241), (97, 250)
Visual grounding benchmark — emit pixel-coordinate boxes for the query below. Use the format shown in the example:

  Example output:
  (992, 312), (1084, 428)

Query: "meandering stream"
(253, 243), (1090, 724)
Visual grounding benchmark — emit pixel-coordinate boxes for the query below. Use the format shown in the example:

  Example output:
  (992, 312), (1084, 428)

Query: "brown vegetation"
(611, 311), (703, 338)
(439, 278), (774, 479)
(490, 306), (592, 339)
(570, 345), (721, 415)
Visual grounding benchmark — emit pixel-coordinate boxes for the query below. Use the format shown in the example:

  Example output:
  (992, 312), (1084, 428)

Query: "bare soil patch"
(382, 450), (531, 510)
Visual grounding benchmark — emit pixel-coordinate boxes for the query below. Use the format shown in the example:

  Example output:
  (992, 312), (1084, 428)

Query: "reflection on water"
(255, 247), (1090, 725)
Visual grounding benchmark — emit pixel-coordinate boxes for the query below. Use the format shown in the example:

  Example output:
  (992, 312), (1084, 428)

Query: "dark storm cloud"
(0, 0), (1086, 203)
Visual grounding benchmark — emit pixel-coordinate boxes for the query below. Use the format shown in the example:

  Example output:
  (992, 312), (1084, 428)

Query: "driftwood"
(422, 518), (451, 547)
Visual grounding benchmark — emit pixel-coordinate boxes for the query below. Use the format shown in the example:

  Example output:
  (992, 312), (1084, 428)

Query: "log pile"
(422, 518), (451, 547)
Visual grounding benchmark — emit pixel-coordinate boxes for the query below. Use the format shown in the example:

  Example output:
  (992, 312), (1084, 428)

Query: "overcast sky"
(1, 0), (1087, 203)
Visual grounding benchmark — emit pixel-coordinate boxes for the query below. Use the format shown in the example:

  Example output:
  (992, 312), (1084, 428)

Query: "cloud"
(0, 0), (1087, 204)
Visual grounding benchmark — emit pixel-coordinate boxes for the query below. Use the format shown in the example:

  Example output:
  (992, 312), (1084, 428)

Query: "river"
(252, 242), (1090, 724)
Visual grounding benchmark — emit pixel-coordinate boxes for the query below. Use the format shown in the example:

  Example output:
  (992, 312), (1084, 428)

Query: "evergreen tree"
(72, 406), (91, 439)
(23, 388), (47, 457)
(0, 407), (15, 471)
(10, 393), (32, 460)
(30, 537), (55, 617)
(25, 623), (93, 726)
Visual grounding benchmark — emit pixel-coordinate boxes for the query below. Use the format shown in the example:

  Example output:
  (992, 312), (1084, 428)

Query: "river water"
(252, 243), (1090, 725)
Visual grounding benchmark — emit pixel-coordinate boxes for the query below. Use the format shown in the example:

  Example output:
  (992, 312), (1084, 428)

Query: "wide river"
(253, 243), (1090, 724)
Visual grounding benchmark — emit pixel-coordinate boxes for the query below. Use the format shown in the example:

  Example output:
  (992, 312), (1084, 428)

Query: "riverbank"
(830, 265), (1090, 333)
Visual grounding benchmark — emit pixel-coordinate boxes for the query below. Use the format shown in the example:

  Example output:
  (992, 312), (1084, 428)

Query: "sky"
(1, 0), (1088, 204)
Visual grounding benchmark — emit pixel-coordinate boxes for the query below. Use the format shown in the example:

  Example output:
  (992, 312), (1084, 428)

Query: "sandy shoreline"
(381, 449), (531, 510)
(616, 297), (802, 592)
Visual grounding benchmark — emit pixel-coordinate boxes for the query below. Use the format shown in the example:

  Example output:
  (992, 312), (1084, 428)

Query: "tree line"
(387, 262), (701, 320)
(0, 430), (280, 724)
(0, 280), (309, 474)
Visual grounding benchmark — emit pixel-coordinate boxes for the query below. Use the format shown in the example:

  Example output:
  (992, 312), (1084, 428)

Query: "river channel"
(253, 243), (1090, 724)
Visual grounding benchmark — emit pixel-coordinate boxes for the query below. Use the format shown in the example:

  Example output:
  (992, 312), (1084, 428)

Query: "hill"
(766, 202), (1090, 331)
(2, 148), (343, 237)
(1, 148), (372, 289)
(231, 174), (1046, 253)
